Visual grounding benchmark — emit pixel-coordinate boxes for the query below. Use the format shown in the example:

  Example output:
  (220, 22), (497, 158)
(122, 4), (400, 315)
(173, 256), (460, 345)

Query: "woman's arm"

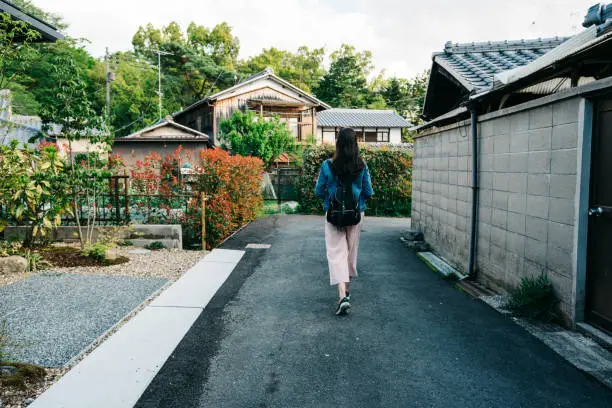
(314, 163), (328, 198)
(362, 166), (373, 200)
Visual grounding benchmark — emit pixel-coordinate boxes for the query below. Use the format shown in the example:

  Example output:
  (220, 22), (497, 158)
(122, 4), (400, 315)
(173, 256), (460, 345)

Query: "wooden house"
(113, 116), (210, 169)
(173, 68), (330, 146)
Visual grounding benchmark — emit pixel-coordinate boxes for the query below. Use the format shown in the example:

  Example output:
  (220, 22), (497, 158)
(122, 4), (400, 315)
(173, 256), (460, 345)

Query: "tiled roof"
(433, 37), (571, 92)
(317, 109), (411, 128)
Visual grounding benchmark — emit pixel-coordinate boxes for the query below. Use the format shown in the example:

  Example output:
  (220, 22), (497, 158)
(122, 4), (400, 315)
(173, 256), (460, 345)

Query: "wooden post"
(200, 192), (207, 251)
(276, 164), (281, 209)
(124, 176), (129, 222)
(114, 177), (120, 222)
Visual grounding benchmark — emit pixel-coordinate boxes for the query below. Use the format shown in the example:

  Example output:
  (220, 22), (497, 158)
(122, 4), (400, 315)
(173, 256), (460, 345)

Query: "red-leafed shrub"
(193, 149), (264, 248)
(120, 147), (263, 248)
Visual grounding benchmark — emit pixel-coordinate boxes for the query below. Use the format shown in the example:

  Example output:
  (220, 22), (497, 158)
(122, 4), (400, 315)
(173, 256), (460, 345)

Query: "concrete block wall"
(412, 97), (581, 321)
(412, 123), (473, 272)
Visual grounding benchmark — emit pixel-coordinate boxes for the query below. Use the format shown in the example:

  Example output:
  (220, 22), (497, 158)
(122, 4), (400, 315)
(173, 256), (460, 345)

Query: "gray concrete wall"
(412, 97), (581, 322)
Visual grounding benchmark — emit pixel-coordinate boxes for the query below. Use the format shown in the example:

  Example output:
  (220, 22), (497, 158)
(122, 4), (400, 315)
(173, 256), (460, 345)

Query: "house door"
(586, 99), (612, 333)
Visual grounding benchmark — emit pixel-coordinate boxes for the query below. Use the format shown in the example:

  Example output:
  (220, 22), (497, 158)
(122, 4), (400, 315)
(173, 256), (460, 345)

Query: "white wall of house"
(317, 126), (403, 145)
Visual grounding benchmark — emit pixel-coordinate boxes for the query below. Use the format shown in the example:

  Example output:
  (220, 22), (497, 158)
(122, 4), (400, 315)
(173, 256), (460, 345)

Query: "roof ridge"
(327, 108), (395, 112)
(435, 36), (571, 55)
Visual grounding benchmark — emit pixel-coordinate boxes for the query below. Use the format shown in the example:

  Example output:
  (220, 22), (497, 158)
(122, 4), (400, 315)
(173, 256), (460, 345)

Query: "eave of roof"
(114, 137), (209, 143)
(0, 0), (63, 42)
(121, 119), (209, 140)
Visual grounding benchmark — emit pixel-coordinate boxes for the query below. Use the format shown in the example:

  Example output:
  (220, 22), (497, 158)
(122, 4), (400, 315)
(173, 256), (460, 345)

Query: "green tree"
(0, 140), (69, 243)
(38, 53), (112, 249)
(315, 44), (373, 108)
(380, 71), (429, 125)
(132, 21), (238, 104)
(0, 12), (40, 91)
(89, 51), (168, 136)
(219, 109), (296, 168)
(239, 46), (325, 92)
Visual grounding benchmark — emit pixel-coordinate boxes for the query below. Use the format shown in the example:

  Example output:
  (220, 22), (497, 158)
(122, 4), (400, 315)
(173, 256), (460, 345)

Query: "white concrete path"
(30, 249), (245, 408)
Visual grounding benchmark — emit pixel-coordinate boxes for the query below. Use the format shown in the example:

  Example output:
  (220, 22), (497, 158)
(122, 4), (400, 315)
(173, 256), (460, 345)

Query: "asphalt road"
(136, 215), (612, 408)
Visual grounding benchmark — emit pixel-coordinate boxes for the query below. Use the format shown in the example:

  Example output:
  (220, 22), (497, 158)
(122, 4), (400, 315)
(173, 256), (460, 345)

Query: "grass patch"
(507, 274), (559, 322)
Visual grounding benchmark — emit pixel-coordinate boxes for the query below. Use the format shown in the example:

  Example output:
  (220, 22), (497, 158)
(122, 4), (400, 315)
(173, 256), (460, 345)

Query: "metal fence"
(268, 167), (301, 203)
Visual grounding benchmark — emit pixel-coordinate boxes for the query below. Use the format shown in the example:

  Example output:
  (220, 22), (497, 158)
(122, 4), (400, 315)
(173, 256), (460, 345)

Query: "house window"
(377, 128), (390, 142)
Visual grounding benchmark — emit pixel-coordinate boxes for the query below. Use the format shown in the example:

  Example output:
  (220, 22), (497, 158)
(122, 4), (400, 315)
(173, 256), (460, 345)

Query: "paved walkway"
(136, 215), (612, 408)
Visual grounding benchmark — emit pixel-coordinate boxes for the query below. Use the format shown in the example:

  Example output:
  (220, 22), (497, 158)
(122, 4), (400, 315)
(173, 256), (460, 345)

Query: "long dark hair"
(331, 127), (365, 177)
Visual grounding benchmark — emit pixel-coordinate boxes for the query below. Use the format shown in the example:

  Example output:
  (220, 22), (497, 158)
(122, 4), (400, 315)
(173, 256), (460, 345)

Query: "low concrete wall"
(3, 224), (183, 249)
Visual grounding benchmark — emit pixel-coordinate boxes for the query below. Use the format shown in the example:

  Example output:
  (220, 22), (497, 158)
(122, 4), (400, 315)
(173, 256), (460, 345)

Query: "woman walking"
(315, 128), (373, 315)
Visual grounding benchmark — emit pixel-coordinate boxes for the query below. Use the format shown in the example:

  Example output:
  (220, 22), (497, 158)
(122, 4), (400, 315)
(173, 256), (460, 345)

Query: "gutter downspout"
(467, 105), (479, 277)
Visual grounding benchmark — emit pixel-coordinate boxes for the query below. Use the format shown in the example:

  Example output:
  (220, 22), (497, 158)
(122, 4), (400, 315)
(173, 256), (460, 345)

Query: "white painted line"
(246, 243), (271, 249)
(30, 248), (246, 408)
(202, 248), (245, 264)
(149, 261), (236, 308)
(29, 306), (201, 408)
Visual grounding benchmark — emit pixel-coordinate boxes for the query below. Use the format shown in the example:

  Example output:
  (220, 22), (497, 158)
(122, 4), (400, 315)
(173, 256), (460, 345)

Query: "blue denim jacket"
(314, 159), (373, 212)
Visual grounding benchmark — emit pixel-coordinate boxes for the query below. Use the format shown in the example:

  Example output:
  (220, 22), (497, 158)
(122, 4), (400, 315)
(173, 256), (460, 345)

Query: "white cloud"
(33, 0), (594, 78)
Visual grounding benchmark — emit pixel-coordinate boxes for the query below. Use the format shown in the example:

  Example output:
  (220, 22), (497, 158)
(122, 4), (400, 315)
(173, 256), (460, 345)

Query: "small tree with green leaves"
(0, 140), (70, 243)
(38, 50), (113, 249)
(219, 109), (296, 168)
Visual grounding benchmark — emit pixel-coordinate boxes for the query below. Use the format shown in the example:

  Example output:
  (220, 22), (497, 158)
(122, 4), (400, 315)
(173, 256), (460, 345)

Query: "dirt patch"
(39, 247), (128, 268)
(0, 362), (65, 408)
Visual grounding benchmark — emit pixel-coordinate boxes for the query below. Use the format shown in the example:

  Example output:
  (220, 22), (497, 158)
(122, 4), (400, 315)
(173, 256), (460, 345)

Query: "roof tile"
(317, 109), (411, 128)
(434, 36), (571, 91)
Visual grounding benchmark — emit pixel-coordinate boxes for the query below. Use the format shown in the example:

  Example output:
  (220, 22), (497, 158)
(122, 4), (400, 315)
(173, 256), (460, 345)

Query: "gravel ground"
(50, 248), (205, 280)
(0, 273), (168, 367)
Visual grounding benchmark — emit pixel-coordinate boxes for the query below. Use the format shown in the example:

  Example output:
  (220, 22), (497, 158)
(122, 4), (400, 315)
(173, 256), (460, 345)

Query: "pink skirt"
(324, 214), (363, 285)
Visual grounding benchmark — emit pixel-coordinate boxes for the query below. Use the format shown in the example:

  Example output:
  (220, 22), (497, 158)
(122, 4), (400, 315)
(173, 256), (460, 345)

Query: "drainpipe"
(467, 105), (479, 278)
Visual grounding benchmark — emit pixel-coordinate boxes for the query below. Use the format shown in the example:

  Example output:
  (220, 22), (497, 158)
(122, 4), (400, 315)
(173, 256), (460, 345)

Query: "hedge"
(299, 145), (412, 217)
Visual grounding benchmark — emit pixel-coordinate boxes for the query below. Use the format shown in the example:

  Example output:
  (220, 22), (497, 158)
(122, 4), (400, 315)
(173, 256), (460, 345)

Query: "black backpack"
(327, 169), (361, 227)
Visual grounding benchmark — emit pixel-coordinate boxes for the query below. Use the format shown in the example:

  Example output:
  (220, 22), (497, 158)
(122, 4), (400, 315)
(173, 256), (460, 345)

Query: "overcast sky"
(33, 0), (593, 78)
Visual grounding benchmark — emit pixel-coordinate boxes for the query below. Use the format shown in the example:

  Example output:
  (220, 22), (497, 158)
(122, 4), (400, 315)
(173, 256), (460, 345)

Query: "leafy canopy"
(219, 109), (296, 168)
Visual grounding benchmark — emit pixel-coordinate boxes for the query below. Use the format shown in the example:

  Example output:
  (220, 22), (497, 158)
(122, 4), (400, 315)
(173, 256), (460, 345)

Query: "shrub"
(299, 144), (412, 216)
(192, 149), (264, 248)
(82, 242), (108, 262)
(144, 241), (166, 250)
(119, 240), (133, 247)
(507, 274), (559, 322)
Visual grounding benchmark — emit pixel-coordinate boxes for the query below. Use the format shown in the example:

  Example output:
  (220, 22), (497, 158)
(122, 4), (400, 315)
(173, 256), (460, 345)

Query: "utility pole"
(105, 47), (110, 117)
(152, 48), (173, 121)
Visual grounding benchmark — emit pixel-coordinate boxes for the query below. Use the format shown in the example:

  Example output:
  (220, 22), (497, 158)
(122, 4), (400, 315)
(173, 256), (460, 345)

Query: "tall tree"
(381, 71), (428, 125)
(239, 46), (325, 92)
(132, 21), (238, 104)
(315, 44), (373, 108)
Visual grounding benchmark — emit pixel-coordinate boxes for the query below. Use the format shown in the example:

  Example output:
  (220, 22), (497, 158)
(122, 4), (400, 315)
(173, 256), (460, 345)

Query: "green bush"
(118, 240), (133, 247)
(82, 243), (108, 262)
(299, 145), (412, 216)
(145, 241), (166, 250)
(507, 274), (559, 322)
